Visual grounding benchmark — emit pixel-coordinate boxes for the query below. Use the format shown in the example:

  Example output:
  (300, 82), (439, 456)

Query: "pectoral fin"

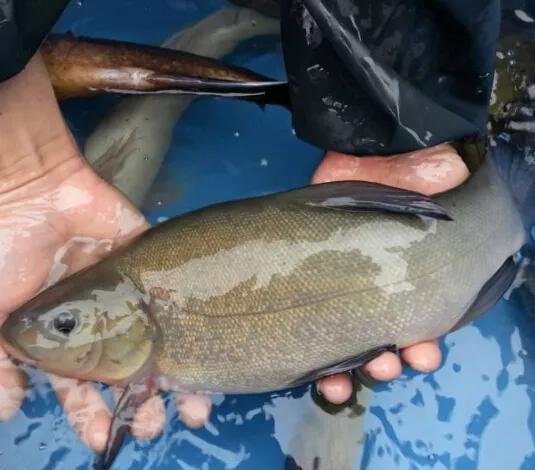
(450, 256), (520, 331)
(93, 379), (155, 470)
(282, 181), (452, 220)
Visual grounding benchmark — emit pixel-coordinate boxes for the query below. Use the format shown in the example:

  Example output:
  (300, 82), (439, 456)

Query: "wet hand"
(0, 53), (195, 452)
(312, 144), (470, 403)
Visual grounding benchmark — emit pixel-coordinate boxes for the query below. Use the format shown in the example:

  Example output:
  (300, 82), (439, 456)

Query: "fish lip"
(0, 334), (38, 367)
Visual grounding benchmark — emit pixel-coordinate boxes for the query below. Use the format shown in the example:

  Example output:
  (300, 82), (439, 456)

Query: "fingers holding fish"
(0, 346), (26, 421)
(316, 373), (353, 405)
(48, 374), (112, 453)
(401, 340), (442, 373)
(317, 342), (440, 398)
(132, 394), (166, 440)
(311, 144), (470, 195)
(111, 385), (166, 440)
(176, 393), (212, 429)
(360, 351), (403, 382)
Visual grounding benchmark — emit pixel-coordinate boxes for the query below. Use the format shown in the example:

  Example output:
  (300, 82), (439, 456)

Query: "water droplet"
(39, 443), (47, 450)
(75, 0), (83, 6)
(291, 128), (296, 136)
(234, 131), (240, 137)
(428, 453), (437, 463)
(156, 200), (163, 206)
(260, 158), (268, 167)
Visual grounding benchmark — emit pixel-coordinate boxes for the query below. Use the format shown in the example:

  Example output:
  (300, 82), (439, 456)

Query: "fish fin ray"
(93, 380), (154, 470)
(449, 256), (520, 331)
(290, 345), (397, 385)
(142, 74), (291, 108)
(283, 182), (452, 220)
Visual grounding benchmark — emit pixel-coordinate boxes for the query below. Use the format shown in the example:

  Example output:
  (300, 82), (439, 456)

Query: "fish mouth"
(0, 330), (38, 367)
(0, 338), (37, 366)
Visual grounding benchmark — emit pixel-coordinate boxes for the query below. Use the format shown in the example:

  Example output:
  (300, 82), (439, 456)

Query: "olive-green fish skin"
(1, 162), (526, 393)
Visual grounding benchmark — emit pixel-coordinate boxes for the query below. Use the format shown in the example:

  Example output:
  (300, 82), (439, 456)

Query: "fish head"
(1, 268), (158, 385)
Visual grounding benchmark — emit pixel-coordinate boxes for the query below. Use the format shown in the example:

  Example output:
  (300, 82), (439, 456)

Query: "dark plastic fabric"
(0, 0), (526, 161)
(0, 0), (69, 82)
(280, 0), (501, 156)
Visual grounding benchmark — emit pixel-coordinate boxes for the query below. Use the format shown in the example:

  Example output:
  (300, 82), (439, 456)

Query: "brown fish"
(41, 33), (289, 107)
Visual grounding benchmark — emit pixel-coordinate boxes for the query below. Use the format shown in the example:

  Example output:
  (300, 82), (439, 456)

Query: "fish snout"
(0, 313), (38, 366)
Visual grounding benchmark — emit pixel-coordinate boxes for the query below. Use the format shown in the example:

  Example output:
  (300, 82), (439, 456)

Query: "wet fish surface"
(1, 160), (525, 393)
(0, 160), (526, 469)
(41, 33), (288, 106)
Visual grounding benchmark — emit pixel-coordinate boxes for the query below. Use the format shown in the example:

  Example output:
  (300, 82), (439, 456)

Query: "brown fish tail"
(41, 33), (288, 107)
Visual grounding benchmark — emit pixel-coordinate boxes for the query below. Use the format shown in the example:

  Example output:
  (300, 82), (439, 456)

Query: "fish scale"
(1, 162), (525, 469)
(80, 161), (523, 393)
(1, 160), (526, 394)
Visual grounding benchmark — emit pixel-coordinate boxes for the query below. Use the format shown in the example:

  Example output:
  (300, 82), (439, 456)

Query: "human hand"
(0, 53), (210, 451)
(312, 144), (471, 403)
(0, 52), (471, 452)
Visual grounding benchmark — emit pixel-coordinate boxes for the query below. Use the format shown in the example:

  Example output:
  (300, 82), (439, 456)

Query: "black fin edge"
(449, 256), (520, 332)
(285, 181), (453, 221)
(290, 345), (397, 386)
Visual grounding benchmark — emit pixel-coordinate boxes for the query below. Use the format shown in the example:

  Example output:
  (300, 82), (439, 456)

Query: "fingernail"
(410, 356), (436, 372)
(91, 431), (108, 453)
(363, 352), (402, 381)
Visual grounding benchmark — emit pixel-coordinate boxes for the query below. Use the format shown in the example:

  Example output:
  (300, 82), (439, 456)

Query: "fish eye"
(53, 311), (77, 336)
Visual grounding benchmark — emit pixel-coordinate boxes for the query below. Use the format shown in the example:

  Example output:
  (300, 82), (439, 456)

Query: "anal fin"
(290, 345), (397, 386)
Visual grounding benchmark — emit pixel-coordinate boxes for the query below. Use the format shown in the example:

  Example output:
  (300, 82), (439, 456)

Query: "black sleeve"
(0, 0), (69, 82)
(280, 0), (501, 156)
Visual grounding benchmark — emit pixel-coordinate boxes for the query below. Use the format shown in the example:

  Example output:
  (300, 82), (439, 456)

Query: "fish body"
(1, 161), (526, 393)
(82, 6), (282, 207)
(41, 33), (288, 105)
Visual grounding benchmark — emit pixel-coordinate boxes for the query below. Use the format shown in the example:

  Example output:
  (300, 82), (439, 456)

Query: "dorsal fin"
(281, 181), (452, 220)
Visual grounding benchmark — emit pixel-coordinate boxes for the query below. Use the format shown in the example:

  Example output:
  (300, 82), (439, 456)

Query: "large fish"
(82, 5), (282, 207)
(41, 33), (288, 106)
(0, 159), (526, 468)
